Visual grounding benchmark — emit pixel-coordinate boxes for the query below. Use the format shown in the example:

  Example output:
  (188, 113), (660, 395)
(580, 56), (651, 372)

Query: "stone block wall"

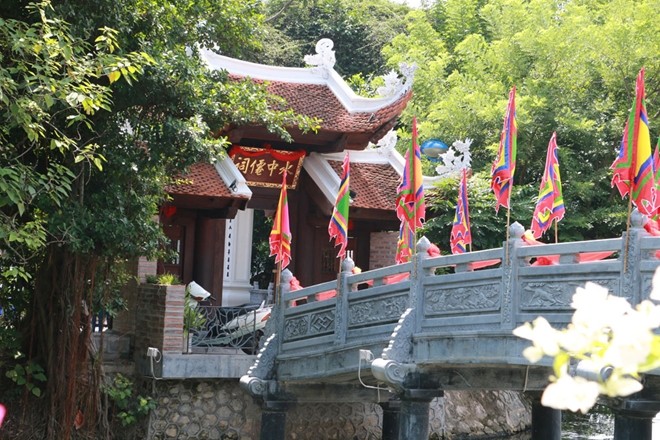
(148, 379), (261, 439)
(369, 231), (398, 270)
(134, 284), (186, 358)
(146, 379), (531, 440)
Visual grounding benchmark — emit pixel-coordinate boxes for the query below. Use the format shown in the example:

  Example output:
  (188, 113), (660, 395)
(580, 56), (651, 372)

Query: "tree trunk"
(30, 246), (100, 440)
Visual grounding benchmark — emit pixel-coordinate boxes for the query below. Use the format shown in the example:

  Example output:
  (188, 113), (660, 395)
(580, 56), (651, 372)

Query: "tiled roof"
(231, 74), (412, 140)
(167, 163), (248, 199)
(270, 81), (410, 135)
(328, 160), (399, 211)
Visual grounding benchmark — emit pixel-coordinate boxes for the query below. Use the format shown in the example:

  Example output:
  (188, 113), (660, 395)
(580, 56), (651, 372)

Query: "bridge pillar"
(398, 390), (442, 440)
(613, 411), (653, 440)
(259, 401), (290, 440)
(610, 397), (660, 440)
(379, 398), (400, 440)
(531, 400), (561, 440)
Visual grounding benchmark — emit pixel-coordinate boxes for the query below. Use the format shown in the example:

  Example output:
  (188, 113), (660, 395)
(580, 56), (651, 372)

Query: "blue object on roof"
(420, 139), (447, 162)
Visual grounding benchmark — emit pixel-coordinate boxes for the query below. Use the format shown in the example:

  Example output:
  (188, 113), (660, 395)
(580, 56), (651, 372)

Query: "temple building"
(158, 39), (424, 306)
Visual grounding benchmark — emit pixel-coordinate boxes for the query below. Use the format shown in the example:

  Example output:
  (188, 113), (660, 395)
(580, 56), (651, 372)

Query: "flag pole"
(554, 220), (558, 244)
(504, 176), (513, 262)
(623, 194), (633, 272)
(274, 260), (282, 306)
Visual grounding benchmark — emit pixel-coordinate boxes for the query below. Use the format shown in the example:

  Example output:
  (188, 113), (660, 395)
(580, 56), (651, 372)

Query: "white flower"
(634, 300), (660, 329)
(571, 282), (609, 309)
(513, 317), (561, 361)
(604, 314), (654, 373)
(599, 371), (642, 398)
(541, 375), (600, 414)
(557, 325), (603, 354)
(571, 284), (631, 332)
(651, 267), (660, 301)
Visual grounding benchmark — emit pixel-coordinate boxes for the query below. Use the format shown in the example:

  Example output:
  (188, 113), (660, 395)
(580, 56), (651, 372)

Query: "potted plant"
(183, 287), (206, 353)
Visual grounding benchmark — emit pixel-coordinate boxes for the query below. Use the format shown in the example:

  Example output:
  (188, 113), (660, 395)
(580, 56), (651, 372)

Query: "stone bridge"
(240, 215), (660, 440)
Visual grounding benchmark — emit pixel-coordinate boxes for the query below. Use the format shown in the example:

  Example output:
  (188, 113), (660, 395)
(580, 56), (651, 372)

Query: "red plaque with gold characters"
(229, 145), (305, 189)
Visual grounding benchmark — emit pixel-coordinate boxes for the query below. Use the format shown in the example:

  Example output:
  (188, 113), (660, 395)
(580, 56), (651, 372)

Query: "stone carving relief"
(310, 311), (335, 334)
(520, 278), (621, 310)
(284, 316), (309, 340)
(245, 333), (278, 381)
(382, 308), (415, 363)
(348, 296), (408, 326)
(425, 284), (500, 314)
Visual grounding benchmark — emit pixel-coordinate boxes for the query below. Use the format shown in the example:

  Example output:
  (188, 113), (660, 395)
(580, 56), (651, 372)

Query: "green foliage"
(184, 289), (206, 333)
(102, 373), (155, 427)
(259, 0), (410, 77)
(0, 1), (320, 436)
(424, 171), (535, 251)
(5, 360), (47, 398)
(250, 210), (275, 289)
(144, 273), (181, 285)
(385, 0), (658, 242)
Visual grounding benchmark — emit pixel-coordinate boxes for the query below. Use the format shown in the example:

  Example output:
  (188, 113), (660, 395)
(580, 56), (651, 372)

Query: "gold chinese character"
(236, 157), (251, 173)
(279, 161), (293, 176)
(267, 160), (279, 176)
(254, 159), (267, 176)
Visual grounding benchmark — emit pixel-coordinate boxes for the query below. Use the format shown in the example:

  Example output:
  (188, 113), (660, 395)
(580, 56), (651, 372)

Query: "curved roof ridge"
(199, 44), (415, 115)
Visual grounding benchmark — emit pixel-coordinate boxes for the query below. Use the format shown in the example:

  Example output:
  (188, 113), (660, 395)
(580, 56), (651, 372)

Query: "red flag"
(396, 117), (425, 231)
(450, 168), (472, 254)
(491, 87), (518, 212)
(530, 132), (565, 238)
(269, 172), (292, 269)
(611, 68), (655, 216)
(328, 152), (350, 258)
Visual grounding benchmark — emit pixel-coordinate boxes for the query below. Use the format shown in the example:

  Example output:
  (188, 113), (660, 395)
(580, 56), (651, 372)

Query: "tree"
(384, 0), (659, 247)
(258, 0), (410, 77)
(0, 1), (316, 438)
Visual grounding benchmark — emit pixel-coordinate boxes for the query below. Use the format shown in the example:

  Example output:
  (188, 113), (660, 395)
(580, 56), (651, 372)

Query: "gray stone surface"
(146, 379), (530, 439)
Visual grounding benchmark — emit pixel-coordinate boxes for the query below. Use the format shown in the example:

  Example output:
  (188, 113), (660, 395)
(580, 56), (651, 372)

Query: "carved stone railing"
(244, 215), (660, 390)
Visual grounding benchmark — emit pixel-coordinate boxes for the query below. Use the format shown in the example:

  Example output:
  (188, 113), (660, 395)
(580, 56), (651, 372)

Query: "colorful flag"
(611, 68), (656, 216)
(395, 222), (414, 264)
(450, 168), (472, 254)
(396, 117), (425, 231)
(530, 132), (565, 238)
(269, 172), (292, 269)
(328, 152), (350, 258)
(491, 86), (518, 212)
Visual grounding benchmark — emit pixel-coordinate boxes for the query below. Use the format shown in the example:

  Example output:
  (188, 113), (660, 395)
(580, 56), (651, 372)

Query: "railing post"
(620, 209), (645, 304)
(271, 268), (292, 353)
(501, 222), (524, 330)
(412, 236), (431, 332)
(334, 257), (354, 346)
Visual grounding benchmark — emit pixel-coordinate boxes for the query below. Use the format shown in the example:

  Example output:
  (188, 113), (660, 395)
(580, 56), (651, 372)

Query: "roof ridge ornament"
(436, 138), (473, 177)
(377, 62), (416, 98)
(303, 38), (336, 78)
(368, 129), (398, 155)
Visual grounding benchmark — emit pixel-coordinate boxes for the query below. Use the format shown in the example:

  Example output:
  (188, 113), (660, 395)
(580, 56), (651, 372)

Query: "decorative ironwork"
(190, 304), (270, 355)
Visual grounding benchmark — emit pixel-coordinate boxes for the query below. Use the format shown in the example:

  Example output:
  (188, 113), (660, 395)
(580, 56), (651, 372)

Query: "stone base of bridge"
(531, 399), (561, 440)
(378, 390), (445, 440)
(260, 401), (290, 440)
(379, 399), (400, 440)
(611, 398), (660, 440)
(613, 413), (652, 440)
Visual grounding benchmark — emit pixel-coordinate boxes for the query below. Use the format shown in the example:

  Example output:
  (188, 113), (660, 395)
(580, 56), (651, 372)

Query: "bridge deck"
(242, 220), (660, 404)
